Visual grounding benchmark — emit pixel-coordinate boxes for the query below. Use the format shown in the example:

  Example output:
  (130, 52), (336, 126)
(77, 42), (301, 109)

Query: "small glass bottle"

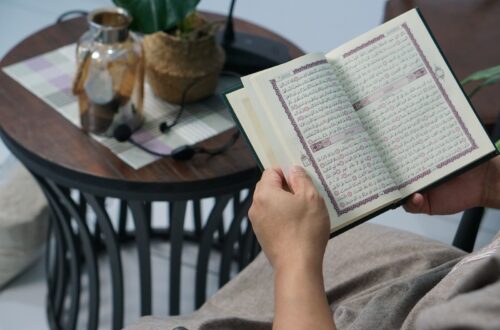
(74, 7), (144, 136)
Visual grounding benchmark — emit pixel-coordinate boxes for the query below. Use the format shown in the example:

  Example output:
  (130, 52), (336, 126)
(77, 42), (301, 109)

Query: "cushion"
(0, 156), (49, 288)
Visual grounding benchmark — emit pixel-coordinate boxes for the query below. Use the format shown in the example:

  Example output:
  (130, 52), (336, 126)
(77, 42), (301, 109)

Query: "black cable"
(158, 78), (201, 133)
(128, 139), (171, 158)
(223, 0), (237, 45)
(126, 130), (240, 160)
(159, 70), (243, 133)
(118, 71), (242, 160)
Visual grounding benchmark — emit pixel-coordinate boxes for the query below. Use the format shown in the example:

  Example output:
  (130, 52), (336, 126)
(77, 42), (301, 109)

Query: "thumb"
(287, 166), (314, 194)
(403, 193), (430, 214)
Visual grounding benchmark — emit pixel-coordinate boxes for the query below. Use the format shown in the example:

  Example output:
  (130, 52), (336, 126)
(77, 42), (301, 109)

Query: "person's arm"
(404, 155), (500, 214)
(248, 166), (335, 330)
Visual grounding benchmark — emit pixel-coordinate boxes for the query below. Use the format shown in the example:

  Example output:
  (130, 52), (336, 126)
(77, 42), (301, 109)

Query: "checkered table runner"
(2, 44), (236, 169)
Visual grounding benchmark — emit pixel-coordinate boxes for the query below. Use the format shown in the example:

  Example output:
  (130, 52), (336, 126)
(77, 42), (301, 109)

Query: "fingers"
(250, 168), (288, 224)
(259, 167), (287, 189)
(287, 166), (315, 194)
(403, 193), (431, 214)
(253, 168), (288, 204)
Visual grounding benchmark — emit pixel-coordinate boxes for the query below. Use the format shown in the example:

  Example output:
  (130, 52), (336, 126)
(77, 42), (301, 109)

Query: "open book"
(223, 9), (497, 236)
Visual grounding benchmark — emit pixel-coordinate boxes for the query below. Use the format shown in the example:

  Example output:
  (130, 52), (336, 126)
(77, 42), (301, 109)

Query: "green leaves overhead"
(112, 0), (201, 34)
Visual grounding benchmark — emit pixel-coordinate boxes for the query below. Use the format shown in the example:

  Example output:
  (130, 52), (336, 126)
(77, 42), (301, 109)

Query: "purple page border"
(269, 23), (478, 216)
(270, 59), (380, 216)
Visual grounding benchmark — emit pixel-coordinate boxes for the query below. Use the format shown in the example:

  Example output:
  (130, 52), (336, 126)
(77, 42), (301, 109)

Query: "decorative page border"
(399, 23), (477, 177)
(293, 59), (327, 74)
(343, 34), (385, 58)
(381, 23), (478, 193)
(269, 22), (479, 216)
(403, 23), (477, 154)
(270, 60), (380, 216)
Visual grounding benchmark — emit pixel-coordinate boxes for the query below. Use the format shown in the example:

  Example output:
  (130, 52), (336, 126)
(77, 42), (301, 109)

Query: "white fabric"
(0, 156), (48, 288)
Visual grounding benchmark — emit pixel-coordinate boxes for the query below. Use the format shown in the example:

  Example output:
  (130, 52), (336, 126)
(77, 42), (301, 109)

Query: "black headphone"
(113, 71), (241, 161)
(113, 124), (240, 160)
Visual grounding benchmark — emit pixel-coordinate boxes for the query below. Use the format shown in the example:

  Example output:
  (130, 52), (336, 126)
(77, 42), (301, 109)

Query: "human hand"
(404, 156), (500, 215)
(248, 166), (330, 272)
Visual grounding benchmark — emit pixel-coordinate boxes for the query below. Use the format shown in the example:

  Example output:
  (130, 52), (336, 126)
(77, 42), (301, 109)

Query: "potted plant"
(112, 0), (225, 104)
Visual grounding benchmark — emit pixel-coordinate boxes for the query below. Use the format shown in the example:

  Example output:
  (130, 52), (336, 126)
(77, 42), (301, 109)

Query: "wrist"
(274, 259), (325, 306)
(274, 254), (323, 280)
(272, 252), (334, 330)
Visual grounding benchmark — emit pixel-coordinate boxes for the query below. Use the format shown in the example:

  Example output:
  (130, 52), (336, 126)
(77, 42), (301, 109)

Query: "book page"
(326, 9), (495, 197)
(243, 53), (401, 231)
(226, 88), (282, 168)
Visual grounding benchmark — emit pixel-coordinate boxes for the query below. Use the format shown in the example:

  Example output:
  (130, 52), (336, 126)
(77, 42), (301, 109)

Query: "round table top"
(0, 12), (304, 199)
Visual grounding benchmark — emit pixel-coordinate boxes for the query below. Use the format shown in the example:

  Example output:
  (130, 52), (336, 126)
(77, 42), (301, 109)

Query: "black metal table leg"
(85, 194), (124, 330)
(52, 184), (100, 330)
(36, 177), (82, 330)
(18, 161), (257, 330)
(239, 221), (256, 271)
(195, 195), (232, 308)
(51, 213), (66, 321)
(118, 199), (128, 239)
(193, 199), (203, 238)
(219, 191), (253, 287)
(169, 201), (187, 315)
(129, 201), (152, 316)
(30, 174), (257, 330)
(45, 217), (63, 330)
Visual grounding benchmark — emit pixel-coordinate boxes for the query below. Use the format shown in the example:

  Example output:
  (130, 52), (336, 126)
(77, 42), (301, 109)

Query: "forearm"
(273, 260), (336, 330)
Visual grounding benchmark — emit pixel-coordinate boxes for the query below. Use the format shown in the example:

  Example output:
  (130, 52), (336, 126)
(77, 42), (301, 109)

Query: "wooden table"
(0, 13), (303, 330)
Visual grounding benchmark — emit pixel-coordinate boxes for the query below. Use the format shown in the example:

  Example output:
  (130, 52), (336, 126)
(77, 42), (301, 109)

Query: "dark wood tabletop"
(0, 12), (304, 198)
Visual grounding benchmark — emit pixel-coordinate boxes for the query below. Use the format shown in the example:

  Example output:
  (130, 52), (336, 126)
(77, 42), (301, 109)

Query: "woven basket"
(143, 25), (225, 104)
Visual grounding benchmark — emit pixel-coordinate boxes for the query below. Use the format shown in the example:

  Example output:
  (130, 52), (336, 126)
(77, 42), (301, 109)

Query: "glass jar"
(74, 7), (144, 136)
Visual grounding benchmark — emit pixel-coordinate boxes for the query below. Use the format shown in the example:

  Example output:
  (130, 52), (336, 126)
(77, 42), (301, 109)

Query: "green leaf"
(461, 65), (500, 85)
(166, 0), (200, 32)
(468, 73), (500, 98)
(112, 0), (200, 34)
(495, 139), (500, 152)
